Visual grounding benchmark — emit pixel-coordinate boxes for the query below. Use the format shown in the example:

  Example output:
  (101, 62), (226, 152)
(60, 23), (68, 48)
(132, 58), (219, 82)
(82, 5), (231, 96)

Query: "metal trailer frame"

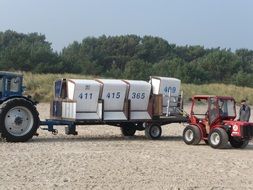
(39, 80), (189, 139)
(39, 114), (189, 137)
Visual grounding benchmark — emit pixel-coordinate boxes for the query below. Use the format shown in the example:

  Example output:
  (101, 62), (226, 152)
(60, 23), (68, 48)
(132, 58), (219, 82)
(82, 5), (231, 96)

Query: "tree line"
(0, 30), (253, 87)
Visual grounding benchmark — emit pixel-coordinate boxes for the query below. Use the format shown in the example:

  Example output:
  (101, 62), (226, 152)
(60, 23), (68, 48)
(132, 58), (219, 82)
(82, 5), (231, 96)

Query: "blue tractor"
(0, 71), (39, 142)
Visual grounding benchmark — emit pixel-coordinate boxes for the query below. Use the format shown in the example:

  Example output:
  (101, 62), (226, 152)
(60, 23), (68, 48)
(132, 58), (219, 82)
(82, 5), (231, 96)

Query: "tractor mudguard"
(0, 96), (37, 106)
(221, 125), (231, 133)
(189, 124), (205, 139)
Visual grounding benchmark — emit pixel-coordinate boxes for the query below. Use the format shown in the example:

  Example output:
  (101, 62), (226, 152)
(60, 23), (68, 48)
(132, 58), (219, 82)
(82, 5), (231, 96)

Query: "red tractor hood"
(224, 120), (253, 138)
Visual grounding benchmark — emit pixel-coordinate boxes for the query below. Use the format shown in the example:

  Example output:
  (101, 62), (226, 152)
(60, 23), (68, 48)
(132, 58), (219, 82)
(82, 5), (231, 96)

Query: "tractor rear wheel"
(120, 123), (136, 136)
(183, 125), (201, 145)
(0, 98), (39, 142)
(145, 123), (162, 140)
(208, 128), (228, 149)
(230, 138), (249, 149)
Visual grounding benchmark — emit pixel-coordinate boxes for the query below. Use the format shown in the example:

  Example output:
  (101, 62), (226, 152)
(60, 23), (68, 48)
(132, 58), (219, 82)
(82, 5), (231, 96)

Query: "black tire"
(183, 125), (201, 145)
(204, 140), (209, 145)
(0, 98), (40, 142)
(208, 128), (228, 149)
(145, 124), (162, 140)
(120, 123), (136, 136)
(230, 138), (249, 149)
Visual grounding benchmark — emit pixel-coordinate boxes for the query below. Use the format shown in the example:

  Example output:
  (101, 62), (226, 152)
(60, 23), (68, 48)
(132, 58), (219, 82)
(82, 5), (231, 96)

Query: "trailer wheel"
(120, 124), (136, 136)
(0, 98), (39, 142)
(145, 124), (162, 140)
(183, 125), (201, 145)
(230, 138), (249, 149)
(208, 128), (228, 149)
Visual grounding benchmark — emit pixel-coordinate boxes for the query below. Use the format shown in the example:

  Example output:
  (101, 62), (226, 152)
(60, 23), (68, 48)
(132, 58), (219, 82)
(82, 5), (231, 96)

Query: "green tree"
(0, 30), (59, 72)
(152, 58), (186, 78)
(124, 59), (152, 80)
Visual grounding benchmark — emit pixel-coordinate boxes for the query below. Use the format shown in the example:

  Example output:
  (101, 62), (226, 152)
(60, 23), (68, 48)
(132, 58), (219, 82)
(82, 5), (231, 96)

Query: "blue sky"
(0, 0), (252, 51)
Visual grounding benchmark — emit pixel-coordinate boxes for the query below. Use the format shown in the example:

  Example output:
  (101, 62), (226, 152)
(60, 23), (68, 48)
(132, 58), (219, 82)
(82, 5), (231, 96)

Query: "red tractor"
(183, 95), (253, 149)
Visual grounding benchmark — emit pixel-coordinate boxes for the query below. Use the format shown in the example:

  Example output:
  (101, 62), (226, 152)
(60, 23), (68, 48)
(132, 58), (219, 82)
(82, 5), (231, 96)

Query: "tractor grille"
(242, 125), (253, 139)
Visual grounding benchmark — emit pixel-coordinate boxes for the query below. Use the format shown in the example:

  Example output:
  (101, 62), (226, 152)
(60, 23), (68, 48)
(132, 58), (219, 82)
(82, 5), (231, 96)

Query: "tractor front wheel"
(230, 138), (249, 149)
(208, 128), (228, 149)
(0, 98), (40, 142)
(183, 125), (201, 145)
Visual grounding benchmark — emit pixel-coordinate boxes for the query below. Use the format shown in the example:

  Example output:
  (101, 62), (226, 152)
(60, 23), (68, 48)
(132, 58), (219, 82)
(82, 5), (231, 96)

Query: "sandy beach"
(1, 103), (253, 189)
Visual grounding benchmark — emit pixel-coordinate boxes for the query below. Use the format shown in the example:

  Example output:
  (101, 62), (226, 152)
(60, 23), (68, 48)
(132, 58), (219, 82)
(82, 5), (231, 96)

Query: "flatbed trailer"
(37, 76), (189, 139)
(39, 113), (189, 139)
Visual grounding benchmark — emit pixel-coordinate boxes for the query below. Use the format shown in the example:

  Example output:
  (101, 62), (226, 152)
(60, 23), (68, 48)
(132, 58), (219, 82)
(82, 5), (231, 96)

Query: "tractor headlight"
(233, 125), (238, 131)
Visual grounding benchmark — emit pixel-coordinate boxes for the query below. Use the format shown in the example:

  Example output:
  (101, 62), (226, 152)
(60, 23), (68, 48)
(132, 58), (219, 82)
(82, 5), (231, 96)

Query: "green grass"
(23, 72), (93, 102)
(23, 73), (253, 105)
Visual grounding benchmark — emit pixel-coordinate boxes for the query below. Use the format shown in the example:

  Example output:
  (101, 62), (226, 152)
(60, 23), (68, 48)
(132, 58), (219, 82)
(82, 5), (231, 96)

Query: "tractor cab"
(0, 71), (23, 101)
(190, 95), (236, 126)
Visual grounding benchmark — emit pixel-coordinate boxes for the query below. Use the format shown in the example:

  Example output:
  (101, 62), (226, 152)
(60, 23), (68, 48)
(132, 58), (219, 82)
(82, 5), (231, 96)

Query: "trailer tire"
(0, 98), (39, 142)
(120, 124), (136, 136)
(208, 128), (228, 149)
(145, 124), (162, 140)
(230, 138), (249, 149)
(183, 125), (201, 145)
